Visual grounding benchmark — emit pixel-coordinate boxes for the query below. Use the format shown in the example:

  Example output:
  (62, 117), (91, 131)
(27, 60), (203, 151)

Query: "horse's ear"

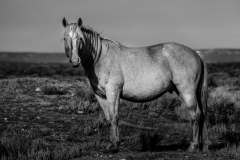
(62, 17), (68, 28)
(78, 18), (82, 27)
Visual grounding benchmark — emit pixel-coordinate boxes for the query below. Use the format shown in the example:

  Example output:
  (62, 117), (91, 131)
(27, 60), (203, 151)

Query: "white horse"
(62, 18), (210, 153)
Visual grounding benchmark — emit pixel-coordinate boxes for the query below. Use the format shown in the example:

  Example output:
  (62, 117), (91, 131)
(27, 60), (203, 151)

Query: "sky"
(0, 0), (240, 52)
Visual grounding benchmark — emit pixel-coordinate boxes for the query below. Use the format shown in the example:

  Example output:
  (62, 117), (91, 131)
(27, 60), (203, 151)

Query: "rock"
(35, 87), (41, 92)
(59, 105), (65, 110)
(77, 111), (83, 114)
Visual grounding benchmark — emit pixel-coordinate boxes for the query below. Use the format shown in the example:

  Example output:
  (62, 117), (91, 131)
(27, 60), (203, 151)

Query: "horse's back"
(119, 42), (201, 81)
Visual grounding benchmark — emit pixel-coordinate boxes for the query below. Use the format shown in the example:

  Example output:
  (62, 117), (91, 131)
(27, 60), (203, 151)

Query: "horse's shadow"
(153, 142), (227, 152)
(139, 132), (189, 152)
(138, 132), (228, 152)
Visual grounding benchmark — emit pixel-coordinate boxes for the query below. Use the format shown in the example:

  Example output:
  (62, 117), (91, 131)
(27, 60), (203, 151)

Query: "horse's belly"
(121, 73), (173, 102)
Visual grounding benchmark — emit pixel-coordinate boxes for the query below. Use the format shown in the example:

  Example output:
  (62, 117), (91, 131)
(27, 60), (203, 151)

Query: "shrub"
(0, 125), (82, 160)
(208, 91), (240, 128)
(139, 132), (162, 152)
(75, 88), (100, 114)
(208, 98), (236, 126)
(42, 85), (67, 95)
(75, 88), (96, 103)
(207, 90), (240, 159)
(215, 130), (240, 159)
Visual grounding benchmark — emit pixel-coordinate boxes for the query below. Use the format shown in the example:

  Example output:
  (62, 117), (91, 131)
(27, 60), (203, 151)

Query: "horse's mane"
(81, 25), (121, 46)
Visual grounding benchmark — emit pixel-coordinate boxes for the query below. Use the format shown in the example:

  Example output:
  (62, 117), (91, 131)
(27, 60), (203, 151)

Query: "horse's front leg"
(105, 83), (122, 153)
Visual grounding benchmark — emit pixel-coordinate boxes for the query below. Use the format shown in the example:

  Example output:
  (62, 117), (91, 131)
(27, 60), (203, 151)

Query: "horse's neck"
(79, 32), (101, 75)
(101, 39), (122, 55)
(86, 39), (122, 91)
(80, 33), (122, 77)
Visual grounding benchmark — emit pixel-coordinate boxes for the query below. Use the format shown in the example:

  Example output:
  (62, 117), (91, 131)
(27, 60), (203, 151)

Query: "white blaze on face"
(69, 30), (74, 38)
(69, 30), (78, 51)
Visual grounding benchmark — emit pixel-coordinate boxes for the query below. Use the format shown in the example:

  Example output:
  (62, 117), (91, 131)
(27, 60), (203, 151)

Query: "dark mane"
(81, 25), (121, 46)
(81, 25), (100, 37)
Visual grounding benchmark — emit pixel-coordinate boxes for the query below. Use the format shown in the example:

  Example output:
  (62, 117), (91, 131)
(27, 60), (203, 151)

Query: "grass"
(0, 125), (82, 160)
(0, 62), (240, 159)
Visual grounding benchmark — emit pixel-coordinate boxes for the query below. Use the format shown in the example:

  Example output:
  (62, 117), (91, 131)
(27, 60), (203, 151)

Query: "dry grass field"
(0, 60), (240, 159)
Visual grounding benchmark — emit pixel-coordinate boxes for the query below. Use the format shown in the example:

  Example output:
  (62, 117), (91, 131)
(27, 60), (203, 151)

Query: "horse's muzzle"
(69, 58), (80, 68)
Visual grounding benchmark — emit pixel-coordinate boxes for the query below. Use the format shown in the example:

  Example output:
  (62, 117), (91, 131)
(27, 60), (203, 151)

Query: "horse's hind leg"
(179, 90), (202, 151)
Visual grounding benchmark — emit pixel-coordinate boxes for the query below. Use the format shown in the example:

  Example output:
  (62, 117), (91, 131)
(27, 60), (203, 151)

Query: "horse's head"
(62, 18), (85, 68)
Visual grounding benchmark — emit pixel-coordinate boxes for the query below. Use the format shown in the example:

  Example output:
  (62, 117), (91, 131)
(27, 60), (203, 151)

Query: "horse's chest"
(88, 74), (108, 98)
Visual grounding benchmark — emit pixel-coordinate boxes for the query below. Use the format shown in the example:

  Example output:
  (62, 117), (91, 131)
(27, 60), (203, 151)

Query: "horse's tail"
(197, 52), (208, 117)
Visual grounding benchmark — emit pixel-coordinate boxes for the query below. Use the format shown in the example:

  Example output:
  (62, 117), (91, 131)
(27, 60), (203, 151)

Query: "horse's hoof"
(187, 143), (199, 152)
(188, 143), (210, 153)
(202, 144), (210, 153)
(187, 147), (197, 152)
(102, 143), (119, 154)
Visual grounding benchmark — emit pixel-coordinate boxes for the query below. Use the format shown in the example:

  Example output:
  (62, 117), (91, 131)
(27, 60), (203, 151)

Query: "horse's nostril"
(70, 58), (80, 64)
(71, 59), (78, 63)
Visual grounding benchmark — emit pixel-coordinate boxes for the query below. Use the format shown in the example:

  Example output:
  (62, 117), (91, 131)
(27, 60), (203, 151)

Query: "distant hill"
(198, 49), (240, 63)
(0, 52), (67, 63)
(1, 49), (240, 63)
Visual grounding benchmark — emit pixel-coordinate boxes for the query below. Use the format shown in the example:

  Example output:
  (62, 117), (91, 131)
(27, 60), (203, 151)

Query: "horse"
(61, 18), (210, 153)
